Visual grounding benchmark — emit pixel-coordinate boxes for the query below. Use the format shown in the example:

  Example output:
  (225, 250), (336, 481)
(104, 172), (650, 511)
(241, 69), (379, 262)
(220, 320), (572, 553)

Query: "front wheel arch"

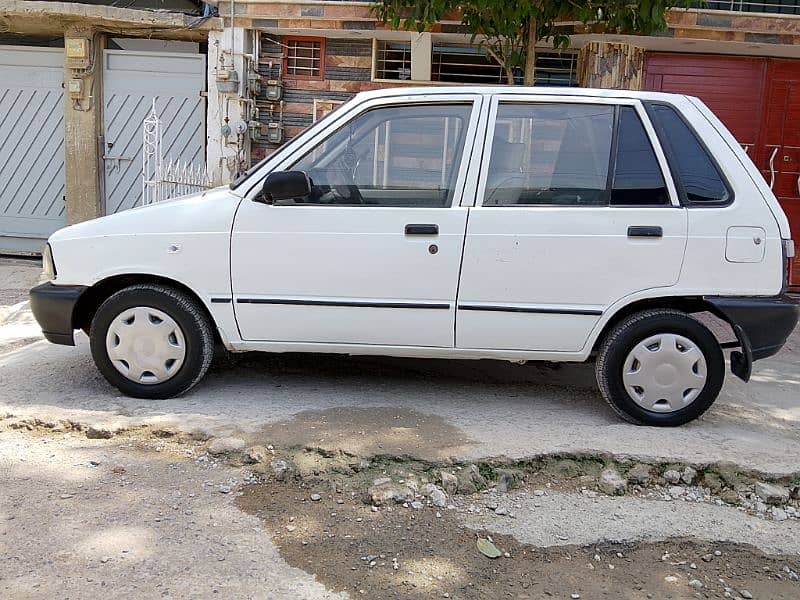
(73, 274), (220, 342)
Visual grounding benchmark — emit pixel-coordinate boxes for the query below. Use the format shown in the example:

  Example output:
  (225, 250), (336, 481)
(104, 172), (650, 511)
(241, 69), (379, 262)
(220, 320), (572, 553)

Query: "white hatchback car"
(31, 87), (798, 426)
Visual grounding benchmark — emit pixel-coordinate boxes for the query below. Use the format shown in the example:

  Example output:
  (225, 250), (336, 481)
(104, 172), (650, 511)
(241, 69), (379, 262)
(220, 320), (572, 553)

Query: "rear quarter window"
(647, 103), (732, 206)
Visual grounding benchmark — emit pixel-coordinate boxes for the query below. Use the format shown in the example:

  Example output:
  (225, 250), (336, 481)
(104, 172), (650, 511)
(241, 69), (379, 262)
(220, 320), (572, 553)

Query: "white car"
(30, 86), (798, 426)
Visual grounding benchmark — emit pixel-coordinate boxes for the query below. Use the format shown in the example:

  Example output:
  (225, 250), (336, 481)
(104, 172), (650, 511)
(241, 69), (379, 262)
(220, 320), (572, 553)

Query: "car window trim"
(474, 95), (681, 209)
(242, 94), (484, 210)
(285, 104), (473, 208)
(607, 105), (675, 209)
(643, 100), (735, 208)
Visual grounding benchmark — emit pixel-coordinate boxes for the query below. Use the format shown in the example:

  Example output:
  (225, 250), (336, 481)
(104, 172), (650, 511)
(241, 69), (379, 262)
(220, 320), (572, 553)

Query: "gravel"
(0, 429), (342, 599)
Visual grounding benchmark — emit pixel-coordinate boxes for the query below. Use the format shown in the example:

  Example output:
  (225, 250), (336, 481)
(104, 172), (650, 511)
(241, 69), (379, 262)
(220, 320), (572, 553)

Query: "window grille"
(431, 44), (578, 86)
(285, 37), (324, 79)
(374, 41), (412, 80)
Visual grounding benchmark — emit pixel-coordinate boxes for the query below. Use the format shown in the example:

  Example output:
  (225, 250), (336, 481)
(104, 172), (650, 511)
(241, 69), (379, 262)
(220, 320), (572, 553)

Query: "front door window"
(287, 103), (472, 207)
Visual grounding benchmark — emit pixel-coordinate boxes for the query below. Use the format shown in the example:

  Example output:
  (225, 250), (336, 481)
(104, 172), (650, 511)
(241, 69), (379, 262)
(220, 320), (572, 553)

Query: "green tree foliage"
(374, 0), (693, 85)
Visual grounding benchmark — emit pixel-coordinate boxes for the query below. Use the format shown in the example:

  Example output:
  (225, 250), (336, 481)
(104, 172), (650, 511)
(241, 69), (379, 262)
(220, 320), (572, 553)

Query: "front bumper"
(705, 294), (800, 381)
(29, 282), (88, 346)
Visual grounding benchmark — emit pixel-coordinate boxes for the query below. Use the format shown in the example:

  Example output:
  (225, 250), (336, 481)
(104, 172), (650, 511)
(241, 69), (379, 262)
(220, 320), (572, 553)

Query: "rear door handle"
(627, 226), (663, 238)
(405, 224), (439, 235)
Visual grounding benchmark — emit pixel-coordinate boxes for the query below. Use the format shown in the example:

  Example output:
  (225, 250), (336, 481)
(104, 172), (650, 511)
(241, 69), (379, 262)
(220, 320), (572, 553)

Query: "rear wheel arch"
(73, 274), (220, 342)
(590, 296), (734, 354)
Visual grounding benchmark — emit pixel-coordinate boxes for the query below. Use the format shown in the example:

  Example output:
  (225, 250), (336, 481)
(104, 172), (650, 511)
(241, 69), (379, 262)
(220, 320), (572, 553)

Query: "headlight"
(42, 243), (56, 281)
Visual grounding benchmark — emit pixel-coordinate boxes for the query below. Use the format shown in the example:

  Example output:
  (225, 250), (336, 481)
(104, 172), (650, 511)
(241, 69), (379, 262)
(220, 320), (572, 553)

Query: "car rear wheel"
(89, 284), (214, 399)
(595, 309), (724, 426)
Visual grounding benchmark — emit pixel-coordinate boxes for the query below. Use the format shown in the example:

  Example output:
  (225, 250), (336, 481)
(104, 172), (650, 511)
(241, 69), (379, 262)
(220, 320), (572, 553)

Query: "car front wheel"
(595, 309), (725, 426)
(89, 284), (214, 399)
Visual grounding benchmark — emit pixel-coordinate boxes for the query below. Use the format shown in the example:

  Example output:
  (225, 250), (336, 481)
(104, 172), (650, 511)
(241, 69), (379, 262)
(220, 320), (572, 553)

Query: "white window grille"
(285, 38), (323, 78)
(374, 41), (412, 80)
(431, 44), (578, 86)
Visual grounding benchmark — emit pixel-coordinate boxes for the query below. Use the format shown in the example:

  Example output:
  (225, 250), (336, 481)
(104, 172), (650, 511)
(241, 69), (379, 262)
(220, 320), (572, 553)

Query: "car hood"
(50, 186), (242, 243)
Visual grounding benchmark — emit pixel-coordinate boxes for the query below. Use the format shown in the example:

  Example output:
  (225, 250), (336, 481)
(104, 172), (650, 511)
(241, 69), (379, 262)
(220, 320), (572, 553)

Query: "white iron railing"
(699, 1), (800, 14)
(142, 100), (211, 205)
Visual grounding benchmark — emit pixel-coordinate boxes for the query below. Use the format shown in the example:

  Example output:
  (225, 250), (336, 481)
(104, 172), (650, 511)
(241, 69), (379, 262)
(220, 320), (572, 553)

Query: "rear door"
(456, 95), (688, 353)
(231, 95), (482, 347)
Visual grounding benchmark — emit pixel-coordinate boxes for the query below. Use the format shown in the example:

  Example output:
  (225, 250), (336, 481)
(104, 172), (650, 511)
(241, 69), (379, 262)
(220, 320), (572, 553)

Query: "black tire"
(595, 309), (724, 426)
(89, 284), (214, 399)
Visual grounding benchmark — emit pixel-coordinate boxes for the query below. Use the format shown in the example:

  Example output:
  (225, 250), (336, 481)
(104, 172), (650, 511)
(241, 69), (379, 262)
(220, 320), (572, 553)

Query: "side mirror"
(259, 171), (311, 204)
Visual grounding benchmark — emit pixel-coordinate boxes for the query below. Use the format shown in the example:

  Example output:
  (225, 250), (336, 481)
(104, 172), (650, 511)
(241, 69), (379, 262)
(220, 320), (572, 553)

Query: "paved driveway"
(2, 257), (799, 474)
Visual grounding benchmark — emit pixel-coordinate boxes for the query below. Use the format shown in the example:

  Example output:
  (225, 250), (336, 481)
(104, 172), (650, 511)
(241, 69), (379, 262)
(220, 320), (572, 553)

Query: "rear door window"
(647, 103), (731, 205)
(482, 103), (614, 207)
(611, 107), (670, 206)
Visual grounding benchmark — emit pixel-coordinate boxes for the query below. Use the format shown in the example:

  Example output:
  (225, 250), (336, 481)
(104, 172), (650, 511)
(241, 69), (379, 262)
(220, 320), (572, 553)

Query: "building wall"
(252, 34), (409, 161)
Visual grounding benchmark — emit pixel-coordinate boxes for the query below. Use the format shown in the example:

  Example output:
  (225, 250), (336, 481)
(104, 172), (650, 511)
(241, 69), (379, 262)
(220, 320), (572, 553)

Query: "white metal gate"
(102, 50), (206, 214)
(0, 46), (66, 254)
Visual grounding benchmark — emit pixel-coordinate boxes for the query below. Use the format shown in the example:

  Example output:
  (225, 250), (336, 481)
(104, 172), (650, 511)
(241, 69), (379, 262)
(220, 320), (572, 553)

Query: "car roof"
(351, 85), (695, 104)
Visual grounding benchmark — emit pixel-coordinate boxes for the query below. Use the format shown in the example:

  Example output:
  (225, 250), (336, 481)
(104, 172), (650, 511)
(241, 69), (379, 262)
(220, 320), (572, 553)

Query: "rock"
(702, 554), (714, 562)
(310, 493), (322, 502)
(373, 477), (392, 487)
(410, 501), (424, 510)
(663, 469), (682, 484)
(703, 472), (724, 493)
(456, 465), (487, 495)
(754, 482), (790, 505)
(369, 482), (414, 506)
(681, 467), (697, 485)
(207, 437), (246, 456)
(495, 469), (516, 493)
(59, 493), (74, 499)
(668, 486), (685, 499)
(598, 467), (627, 496)
(86, 426), (113, 439)
(664, 575), (678, 583)
(218, 485), (231, 494)
(244, 445), (270, 464)
(270, 459), (292, 482)
(720, 489), (740, 505)
(771, 507), (788, 522)
(424, 484), (447, 508)
(688, 579), (703, 590)
(627, 463), (652, 485)
(554, 459), (581, 478)
(440, 471), (458, 495)
(494, 506), (509, 516)
(740, 591), (753, 599)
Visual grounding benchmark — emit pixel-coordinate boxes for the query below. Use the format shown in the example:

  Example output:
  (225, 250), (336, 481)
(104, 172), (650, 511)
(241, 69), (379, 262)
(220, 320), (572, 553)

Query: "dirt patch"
(255, 407), (474, 460)
(238, 479), (800, 600)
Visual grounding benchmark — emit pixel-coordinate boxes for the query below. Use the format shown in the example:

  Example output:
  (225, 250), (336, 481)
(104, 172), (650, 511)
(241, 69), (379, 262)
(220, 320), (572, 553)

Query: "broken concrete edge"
(3, 412), (800, 492)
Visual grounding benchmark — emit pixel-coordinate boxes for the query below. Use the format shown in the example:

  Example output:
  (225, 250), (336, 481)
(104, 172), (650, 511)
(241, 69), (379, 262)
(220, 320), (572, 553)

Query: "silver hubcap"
(622, 333), (707, 413)
(105, 306), (186, 385)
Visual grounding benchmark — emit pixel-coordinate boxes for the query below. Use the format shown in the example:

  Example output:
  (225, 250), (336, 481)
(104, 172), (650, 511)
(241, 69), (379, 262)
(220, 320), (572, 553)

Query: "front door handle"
(628, 226), (663, 238)
(405, 224), (439, 235)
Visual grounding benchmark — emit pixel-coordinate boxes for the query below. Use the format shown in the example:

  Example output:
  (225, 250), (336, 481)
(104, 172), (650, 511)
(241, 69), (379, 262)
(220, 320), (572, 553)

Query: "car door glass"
(483, 103), (614, 207)
(286, 103), (472, 207)
(648, 103), (731, 205)
(611, 107), (670, 206)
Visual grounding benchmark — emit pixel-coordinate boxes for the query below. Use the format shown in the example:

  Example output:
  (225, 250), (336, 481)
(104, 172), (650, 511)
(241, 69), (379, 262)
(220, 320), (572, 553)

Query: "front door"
(231, 98), (481, 346)
(456, 97), (688, 353)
